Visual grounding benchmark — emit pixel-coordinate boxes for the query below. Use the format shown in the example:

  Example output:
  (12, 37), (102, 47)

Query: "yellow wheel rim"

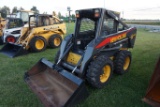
(54, 37), (61, 46)
(35, 39), (44, 50)
(100, 65), (111, 83)
(123, 56), (130, 71)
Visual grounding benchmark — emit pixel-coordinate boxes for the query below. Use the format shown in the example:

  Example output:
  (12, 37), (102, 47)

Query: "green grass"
(125, 21), (160, 26)
(0, 24), (160, 107)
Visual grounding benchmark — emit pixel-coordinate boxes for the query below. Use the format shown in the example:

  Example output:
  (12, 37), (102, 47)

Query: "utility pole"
(67, 7), (72, 22)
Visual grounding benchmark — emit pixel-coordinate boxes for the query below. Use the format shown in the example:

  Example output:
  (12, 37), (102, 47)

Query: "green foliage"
(12, 7), (18, 14)
(19, 7), (24, 10)
(58, 12), (62, 18)
(0, 6), (10, 18)
(30, 6), (39, 14)
(0, 25), (159, 107)
(71, 14), (75, 19)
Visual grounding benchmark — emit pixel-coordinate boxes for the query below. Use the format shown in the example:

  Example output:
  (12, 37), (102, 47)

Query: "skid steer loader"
(24, 8), (137, 107)
(2, 17), (24, 43)
(0, 10), (34, 45)
(143, 57), (160, 107)
(0, 14), (66, 57)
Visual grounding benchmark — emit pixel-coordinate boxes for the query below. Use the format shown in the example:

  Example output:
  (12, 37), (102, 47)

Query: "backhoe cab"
(1, 14), (66, 57)
(25, 8), (137, 107)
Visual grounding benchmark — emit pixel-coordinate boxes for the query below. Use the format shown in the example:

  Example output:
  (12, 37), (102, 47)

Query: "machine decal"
(96, 32), (127, 49)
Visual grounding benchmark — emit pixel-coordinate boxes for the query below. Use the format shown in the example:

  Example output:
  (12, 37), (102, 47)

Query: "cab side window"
(103, 18), (114, 30)
(118, 23), (128, 31)
(101, 16), (117, 36)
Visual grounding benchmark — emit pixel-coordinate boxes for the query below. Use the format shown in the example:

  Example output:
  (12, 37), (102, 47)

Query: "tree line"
(0, 6), (75, 22)
(0, 6), (39, 18)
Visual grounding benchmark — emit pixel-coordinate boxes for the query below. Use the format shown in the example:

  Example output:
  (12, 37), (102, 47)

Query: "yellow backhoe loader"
(0, 14), (66, 57)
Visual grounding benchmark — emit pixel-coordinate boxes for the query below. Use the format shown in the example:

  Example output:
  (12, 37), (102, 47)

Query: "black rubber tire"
(114, 50), (132, 75)
(6, 36), (16, 43)
(29, 36), (47, 52)
(49, 34), (62, 48)
(86, 55), (113, 88)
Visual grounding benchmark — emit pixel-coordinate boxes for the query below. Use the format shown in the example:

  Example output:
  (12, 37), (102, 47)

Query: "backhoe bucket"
(0, 43), (28, 58)
(24, 58), (89, 107)
(143, 57), (160, 107)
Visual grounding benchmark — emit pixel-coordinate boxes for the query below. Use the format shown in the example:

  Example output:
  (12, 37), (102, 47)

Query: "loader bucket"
(0, 43), (28, 58)
(24, 58), (89, 107)
(143, 57), (160, 107)
(0, 37), (3, 45)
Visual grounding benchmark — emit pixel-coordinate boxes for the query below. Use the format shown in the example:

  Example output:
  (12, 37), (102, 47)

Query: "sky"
(0, 0), (160, 19)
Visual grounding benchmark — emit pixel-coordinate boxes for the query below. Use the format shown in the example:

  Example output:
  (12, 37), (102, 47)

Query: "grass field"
(124, 21), (160, 26)
(0, 23), (160, 107)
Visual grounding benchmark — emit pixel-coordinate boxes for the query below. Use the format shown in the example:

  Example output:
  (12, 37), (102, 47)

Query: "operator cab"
(101, 11), (128, 36)
(63, 8), (130, 63)
(73, 8), (129, 52)
(5, 18), (24, 29)
(74, 9), (100, 50)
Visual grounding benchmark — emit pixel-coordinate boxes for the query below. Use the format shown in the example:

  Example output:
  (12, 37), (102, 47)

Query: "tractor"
(1, 14), (66, 57)
(24, 8), (137, 107)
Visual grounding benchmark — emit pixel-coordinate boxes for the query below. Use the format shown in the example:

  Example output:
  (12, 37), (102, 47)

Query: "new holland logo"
(110, 33), (126, 43)
(96, 32), (127, 49)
